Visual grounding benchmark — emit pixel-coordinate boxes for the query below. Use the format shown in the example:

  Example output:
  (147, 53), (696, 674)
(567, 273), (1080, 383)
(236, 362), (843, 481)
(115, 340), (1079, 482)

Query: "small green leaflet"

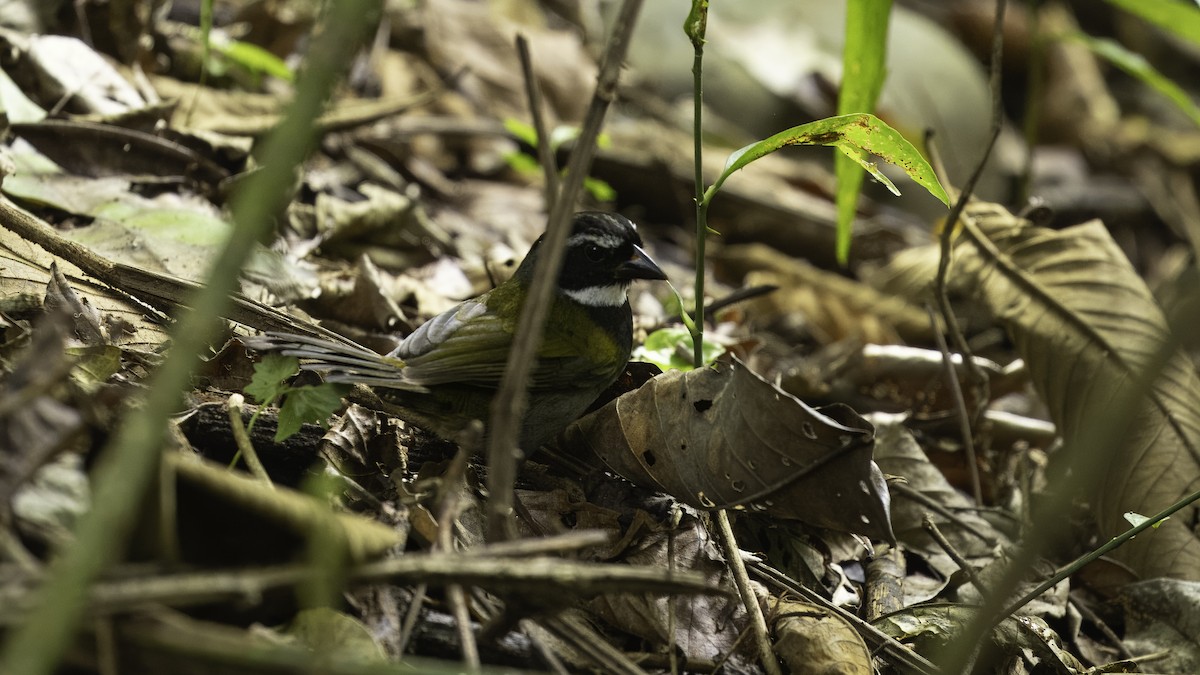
(247, 354), (348, 441)
(276, 383), (349, 442)
(634, 326), (725, 372)
(246, 353), (300, 405)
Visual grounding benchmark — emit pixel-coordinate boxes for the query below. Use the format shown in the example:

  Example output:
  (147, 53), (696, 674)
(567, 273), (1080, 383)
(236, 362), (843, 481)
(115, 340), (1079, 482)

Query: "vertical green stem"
(686, 1), (709, 369)
(1017, 0), (1044, 205)
(691, 57), (706, 368)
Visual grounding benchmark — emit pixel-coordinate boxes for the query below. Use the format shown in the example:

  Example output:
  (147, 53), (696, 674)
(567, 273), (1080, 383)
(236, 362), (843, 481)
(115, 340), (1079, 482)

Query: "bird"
(247, 211), (667, 450)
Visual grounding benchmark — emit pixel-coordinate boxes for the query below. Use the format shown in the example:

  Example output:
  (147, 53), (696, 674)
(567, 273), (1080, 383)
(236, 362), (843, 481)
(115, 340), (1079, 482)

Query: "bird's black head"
(517, 212), (667, 307)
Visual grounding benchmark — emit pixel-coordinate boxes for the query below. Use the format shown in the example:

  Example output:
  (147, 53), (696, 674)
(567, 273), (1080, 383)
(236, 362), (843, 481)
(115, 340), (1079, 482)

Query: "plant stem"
(484, 0), (645, 541)
(687, 1), (709, 369)
(516, 34), (559, 211)
(715, 510), (782, 675)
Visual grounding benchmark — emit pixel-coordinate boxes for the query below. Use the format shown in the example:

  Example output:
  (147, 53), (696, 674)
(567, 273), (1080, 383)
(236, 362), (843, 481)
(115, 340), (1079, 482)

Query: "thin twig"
(435, 428), (479, 668)
(0, 557), (719, 624)
(931, 0), (1008, 432)
(921, 514), (985, 594)
(889, 483), (1000, 547)
(447, 584), (480, 672)
(516, 34), (560, 210)
(996, 480), (1200, 622)
(666, 507), (681, 675)
(394, 583), (427, 655)
(926, 306), (982, 506)
(537, 612), (650, 675)
(714, 511), (782, 675)
(485, 0), (645, 542)
(519, 619), (571, 675)
(1068, 598), (1135, 661)
(461, 530), (609, 558)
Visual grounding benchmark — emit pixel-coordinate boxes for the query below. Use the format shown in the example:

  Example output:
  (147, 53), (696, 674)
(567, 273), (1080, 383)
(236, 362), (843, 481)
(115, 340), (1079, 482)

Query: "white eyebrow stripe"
(562, 284), (628, 307)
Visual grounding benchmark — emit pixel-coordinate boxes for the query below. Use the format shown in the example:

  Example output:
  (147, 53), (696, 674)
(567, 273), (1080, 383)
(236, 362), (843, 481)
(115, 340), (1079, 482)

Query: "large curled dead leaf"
(564, 356), (893, 541)
(952, 202), (1200, 579)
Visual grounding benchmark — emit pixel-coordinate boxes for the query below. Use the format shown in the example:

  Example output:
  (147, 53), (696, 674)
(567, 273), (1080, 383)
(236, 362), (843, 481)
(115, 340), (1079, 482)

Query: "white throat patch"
(563, 284), (629, 307)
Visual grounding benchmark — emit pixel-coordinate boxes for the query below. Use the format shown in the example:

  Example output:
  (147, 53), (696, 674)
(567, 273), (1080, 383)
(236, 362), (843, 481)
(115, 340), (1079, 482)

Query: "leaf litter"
(0, 1), (1199, 674)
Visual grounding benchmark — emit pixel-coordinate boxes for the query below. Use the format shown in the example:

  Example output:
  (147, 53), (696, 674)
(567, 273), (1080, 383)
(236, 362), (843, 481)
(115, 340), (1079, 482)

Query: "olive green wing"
(398, 295), (619, 391)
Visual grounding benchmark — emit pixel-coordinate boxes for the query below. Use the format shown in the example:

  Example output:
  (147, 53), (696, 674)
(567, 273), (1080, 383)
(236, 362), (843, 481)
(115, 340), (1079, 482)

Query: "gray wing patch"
(390, 298), (488, 360)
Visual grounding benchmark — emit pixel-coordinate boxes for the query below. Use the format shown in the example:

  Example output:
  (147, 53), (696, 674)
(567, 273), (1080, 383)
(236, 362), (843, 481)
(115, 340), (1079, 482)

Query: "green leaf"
(1068, 33), (1200, 129)
(835, 0), (892, 265)
(634, 326), (725, 372)
(217, 40), (294, 82)
(710, 113), (949, 209)
(1102, 0), (1200, 49)
(503, 118), (538, 146)
(246, 353), (300, 405)
(276, 383), (349, 442)
(503, 150), (541, 176)
(583, 176), (616, 202)
(684, 0), (709, 48)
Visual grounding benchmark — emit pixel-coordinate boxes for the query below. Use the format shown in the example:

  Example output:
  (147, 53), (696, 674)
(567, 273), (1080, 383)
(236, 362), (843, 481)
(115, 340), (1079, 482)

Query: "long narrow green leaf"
(710, 113), (949, 208)
(1069, 32), (1200, 128)
(835, 0), (892, 264)
(1102, 0), (1200, 49)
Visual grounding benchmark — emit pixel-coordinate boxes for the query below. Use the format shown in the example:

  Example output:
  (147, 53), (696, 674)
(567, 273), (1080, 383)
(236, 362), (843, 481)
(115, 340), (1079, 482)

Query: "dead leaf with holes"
(564, 355), (893, 542)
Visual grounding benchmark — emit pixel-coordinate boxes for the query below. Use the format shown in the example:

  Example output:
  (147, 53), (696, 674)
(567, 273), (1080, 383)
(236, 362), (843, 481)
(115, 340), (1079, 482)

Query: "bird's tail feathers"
(243, 332), (428, 393)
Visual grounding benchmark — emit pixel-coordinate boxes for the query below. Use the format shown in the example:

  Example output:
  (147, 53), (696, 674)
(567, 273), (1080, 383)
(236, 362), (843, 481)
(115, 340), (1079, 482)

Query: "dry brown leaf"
(770, 595), (872, 675)
(0, 212), (171, 349)
(870, 418), (1007, 599)
(565, 356), (893, 541)
(1118, 579), (1200, 673)
(873, 604), (1087, 671)
(953, 202), (1200, 579)
(716, 243), (937, 344)
(421, 0), (594, 123)
(588, 512), (749, 666)
(12, 120), (228, 188)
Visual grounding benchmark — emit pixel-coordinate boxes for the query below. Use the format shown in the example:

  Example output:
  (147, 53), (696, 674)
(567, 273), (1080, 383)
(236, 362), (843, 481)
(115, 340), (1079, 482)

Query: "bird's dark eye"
(584, 244), (606, 262)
